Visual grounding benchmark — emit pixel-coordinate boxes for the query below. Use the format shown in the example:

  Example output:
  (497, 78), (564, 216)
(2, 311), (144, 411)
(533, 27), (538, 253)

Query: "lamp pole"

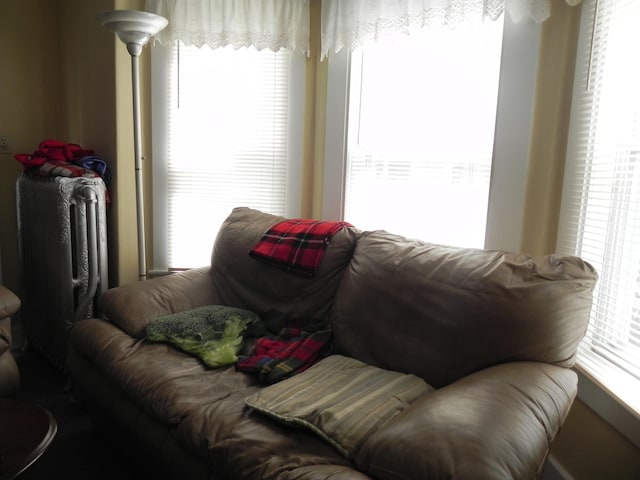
(130, 44), (146, 281)
(97, 10), (168, 281)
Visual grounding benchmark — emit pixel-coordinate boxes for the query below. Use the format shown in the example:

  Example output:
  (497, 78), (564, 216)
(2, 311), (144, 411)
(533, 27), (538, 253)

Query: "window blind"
(152, 44), (300, 269)
(343, 19), (503, 247)
(558, 0), (640, 413)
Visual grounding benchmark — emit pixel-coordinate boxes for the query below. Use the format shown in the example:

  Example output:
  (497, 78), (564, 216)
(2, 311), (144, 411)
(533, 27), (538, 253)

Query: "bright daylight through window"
(558, 0), (640, 414)
(152, 44), (303, 270)
(343, 19), (504, 248)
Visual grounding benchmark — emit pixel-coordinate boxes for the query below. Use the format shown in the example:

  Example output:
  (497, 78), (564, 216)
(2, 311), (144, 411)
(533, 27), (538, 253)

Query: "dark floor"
(12, 348), (141, 479)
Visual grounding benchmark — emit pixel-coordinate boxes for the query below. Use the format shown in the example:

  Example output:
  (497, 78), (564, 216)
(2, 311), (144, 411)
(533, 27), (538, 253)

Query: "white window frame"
(323, 13), (541, 253)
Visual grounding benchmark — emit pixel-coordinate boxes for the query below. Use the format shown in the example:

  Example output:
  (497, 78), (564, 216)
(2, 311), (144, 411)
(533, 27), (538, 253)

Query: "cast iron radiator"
(17, 173), (108, 371)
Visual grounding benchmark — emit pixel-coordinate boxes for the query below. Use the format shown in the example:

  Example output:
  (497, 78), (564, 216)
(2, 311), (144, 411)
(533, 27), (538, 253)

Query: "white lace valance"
(321, 0), (583, 59)
(144, 0), (310, 56)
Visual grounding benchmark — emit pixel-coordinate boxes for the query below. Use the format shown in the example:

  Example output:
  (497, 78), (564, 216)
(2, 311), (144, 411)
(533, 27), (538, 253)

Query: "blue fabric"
(73, 155), (111, 184)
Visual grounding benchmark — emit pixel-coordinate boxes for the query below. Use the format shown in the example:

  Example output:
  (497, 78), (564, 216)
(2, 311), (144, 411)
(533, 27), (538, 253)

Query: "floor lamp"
(97, 10), (168, 281)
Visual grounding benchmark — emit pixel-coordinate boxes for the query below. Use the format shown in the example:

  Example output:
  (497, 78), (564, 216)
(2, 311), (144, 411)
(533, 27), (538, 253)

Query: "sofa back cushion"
(331, 230), (598, 388)
(211, 207), (358, 333)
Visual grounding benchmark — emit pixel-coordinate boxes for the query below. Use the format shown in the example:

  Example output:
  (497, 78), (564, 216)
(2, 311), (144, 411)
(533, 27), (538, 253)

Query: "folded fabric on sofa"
(249, 218), (352, 277)
(245, 355), (431, 459)
(236, 320), (332, 384)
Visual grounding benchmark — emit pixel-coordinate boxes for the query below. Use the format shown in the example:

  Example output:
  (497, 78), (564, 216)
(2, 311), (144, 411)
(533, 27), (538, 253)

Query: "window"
(558, 0), (640, 415)
(324, 15), (540, 253)
(151, 44), (304, 270)
(342, 22), (503, 247)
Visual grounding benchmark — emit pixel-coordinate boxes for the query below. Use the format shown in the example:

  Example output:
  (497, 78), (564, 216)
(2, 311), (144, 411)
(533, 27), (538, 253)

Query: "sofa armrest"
(0, 286), (21, 396)
(0, 286), (20, 356)
(354, 362), (577, 480)
(0, 286), (21, 321)
(99, 267), (220, 338)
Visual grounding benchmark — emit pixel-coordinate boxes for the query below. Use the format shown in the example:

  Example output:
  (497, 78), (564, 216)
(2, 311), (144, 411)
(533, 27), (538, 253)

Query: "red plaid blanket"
(236, 321), (332, 384)
(249, 219), (352, 277)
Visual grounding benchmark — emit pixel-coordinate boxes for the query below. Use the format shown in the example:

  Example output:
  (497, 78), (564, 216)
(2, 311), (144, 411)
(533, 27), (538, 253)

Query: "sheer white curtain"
(145, 0), (310, 55)
(321, 0), (582, 58)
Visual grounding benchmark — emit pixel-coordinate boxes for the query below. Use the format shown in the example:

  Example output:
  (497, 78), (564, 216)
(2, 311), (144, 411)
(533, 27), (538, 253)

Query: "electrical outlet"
(0, 136), (8, 153)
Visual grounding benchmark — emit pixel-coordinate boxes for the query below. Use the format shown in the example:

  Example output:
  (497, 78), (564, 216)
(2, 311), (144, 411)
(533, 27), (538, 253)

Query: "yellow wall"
(0, 0), (62, 294)
(0, 0), (143, 295)
(301, 0), (327, 219)
(521, 1), (580, 256)
(58, 0), (144, 287)
(553, 399), (640, 479)
(1, 0), (639, 478)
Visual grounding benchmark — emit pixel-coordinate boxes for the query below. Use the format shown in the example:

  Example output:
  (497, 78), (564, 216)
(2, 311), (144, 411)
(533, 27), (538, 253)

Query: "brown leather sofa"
(0, 285), (21, 397)
(66, 207), (598, 480)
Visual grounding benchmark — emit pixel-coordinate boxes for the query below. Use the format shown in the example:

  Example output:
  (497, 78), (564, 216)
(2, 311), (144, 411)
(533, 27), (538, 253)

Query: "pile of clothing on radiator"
(15, 138), (111, 184)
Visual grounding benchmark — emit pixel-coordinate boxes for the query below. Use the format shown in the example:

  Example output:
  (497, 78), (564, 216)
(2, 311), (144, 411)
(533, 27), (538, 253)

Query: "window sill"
(575, 362), (640, 449)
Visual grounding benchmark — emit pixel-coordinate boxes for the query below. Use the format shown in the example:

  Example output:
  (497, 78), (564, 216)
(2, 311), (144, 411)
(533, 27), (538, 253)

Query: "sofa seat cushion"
(174, 384), (370, 479)
(245, 355), (432, 459)
(70, 318), (259, 425)
(69, 319), (371, 480)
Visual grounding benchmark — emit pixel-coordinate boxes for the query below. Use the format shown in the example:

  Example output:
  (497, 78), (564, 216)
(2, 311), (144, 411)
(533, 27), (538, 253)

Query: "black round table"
(0, 398), (57, 480)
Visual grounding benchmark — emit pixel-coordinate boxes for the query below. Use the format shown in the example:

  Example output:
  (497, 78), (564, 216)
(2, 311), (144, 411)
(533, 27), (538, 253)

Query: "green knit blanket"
(145, 305), (265, 368)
